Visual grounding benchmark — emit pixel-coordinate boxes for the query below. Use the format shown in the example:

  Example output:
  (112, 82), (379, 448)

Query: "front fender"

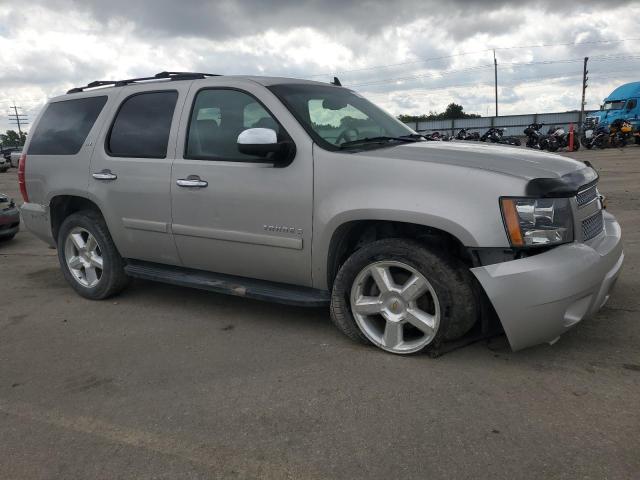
(311, 146), (529, 290)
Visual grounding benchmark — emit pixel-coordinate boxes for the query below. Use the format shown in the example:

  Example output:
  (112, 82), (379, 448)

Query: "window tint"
(29, 96), (107, 155)
(186, 89), (281, 161)
(108, 91), (178, 158)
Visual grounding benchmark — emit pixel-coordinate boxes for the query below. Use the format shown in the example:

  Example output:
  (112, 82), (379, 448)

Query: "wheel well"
(50, 195), (102, 244)
(326, 220), (472, 288)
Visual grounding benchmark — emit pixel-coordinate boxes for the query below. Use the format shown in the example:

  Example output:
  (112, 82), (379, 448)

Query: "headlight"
(500, 197), (573, 247)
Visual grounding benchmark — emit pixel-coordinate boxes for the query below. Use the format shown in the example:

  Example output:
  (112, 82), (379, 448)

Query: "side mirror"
(237, 128), (294, 165)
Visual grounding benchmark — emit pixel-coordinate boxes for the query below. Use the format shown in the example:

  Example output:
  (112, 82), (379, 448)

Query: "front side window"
(268, 84), (415, 150)
(29, 96), (107, 155)
(186, 89), (282, 161)
(626, 99), (637, 110)
(108, 91), (178, 158)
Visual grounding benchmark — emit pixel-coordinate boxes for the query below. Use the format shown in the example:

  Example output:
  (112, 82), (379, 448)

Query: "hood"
(361, 141), (586, 181)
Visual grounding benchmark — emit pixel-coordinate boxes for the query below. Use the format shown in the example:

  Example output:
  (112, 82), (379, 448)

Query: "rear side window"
(28, 96), (107, 155)
(107, 91), (178, 158)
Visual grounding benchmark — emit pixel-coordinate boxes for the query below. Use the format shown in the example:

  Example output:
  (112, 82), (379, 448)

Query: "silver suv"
(20, 71), (623, 355)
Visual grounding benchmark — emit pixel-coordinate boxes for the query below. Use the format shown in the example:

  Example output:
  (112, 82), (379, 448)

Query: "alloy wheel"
(350, 260), (440, 354)
(64, 227), (104, 288)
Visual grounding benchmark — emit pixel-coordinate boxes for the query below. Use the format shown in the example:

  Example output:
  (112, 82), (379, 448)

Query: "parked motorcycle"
(523, 123), (545, 149)
(581, 124), (609, 149)
(542, 126), (580, 152)
(425, 131), (442, 141)
(480, 127), (522, 146)
(420, 131), (453, 141)
(581, 119), (632, 149)
(456, 128), (480, 141)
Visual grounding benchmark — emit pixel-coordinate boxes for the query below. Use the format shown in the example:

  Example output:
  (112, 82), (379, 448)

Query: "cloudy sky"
(1, 0), (639, 133)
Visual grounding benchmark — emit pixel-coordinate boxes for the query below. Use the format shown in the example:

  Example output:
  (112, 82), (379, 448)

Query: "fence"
(404, 111), (594, 136)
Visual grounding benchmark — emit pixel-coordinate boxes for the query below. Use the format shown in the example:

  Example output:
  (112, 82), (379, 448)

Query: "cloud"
(0, 1), (638, 133)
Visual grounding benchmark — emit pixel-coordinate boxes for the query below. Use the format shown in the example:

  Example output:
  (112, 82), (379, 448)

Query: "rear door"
(89, 83), (190, 265)
(170, 80), (314, 286)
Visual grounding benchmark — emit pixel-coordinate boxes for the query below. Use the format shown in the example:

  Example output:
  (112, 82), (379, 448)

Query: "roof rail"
(67, 71), (221, 94)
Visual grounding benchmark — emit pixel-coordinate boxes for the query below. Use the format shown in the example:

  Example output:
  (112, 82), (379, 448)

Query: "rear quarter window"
(28, 96), (108, 155)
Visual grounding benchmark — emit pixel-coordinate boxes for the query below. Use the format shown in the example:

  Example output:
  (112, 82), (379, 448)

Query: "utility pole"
(579, 57), (589, 129)
(493, 50), (498, 117)
(7, 105), (28, 144)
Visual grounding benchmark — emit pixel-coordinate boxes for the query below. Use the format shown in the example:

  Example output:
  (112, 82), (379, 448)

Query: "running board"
(124, 261), (330, 307)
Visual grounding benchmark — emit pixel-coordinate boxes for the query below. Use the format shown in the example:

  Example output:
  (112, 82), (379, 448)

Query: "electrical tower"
(8, 105), (29, 138)
(579, 57), (589, 129)
(493, 50), (498, 117)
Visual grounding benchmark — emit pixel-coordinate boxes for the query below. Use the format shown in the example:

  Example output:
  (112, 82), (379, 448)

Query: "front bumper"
(0, 207), (20, 238)
(471, 210), (623, 351)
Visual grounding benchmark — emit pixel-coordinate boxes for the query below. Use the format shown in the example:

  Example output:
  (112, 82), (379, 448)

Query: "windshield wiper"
(338, 135), (423, 149)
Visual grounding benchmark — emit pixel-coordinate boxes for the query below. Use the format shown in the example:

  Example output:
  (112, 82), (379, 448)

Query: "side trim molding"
(171, 224), (303, 250)
(122, 218), (168, 233)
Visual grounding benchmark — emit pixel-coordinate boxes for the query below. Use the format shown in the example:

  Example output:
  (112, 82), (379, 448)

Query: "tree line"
(0, 129), (27, 147)
(397, 103), (480, 123)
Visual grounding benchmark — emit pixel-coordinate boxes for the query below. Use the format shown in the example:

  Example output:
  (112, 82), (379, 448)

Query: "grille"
(582, 210), (604, 241)
(584, 117), (599, 129)
(576, 182), (599, 207)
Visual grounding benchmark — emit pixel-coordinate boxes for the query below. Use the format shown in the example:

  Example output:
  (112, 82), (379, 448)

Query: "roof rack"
(67, 71), (221, 94)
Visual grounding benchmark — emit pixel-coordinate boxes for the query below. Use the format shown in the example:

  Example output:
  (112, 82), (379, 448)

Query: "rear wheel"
(57, 210), (129, 300)
(330, 239), (478, 355)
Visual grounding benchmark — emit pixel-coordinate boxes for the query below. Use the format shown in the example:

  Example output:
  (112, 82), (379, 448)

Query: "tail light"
(18, 153), (28, 203)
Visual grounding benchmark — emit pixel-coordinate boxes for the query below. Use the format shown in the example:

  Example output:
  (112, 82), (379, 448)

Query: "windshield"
(603, 100), (626, 111)
(268, 84), (416, 150)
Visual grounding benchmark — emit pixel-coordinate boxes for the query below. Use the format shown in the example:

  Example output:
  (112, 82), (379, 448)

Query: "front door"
(170, 84), (313, 286)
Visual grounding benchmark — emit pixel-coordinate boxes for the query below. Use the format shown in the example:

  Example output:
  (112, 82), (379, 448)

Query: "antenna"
(331, 76), (342, 86)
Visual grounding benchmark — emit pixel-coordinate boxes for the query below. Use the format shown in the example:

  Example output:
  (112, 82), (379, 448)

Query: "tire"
(330, 238), (478, 355)
(0, 233), (15, 242)
(57, 210), (129, 300)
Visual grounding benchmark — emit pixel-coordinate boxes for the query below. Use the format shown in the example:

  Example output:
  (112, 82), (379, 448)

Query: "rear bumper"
(471, 211), (623, 351)
(19, 202), (55, 246)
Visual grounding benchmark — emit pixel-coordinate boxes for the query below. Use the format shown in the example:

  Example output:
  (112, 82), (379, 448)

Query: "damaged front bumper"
(471, 211), (623, 351)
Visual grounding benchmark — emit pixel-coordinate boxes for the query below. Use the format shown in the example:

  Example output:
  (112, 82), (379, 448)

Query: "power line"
(346, 54), (640, 88)
(307, 37), (640, 78)
(361, 66), (638, 97)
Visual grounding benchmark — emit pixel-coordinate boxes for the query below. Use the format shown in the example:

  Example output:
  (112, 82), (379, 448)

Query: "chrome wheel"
(350, 260), (440, 354)
(64, 227), (103, 288)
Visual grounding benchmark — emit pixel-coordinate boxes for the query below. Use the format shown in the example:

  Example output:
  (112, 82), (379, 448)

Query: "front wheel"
(330, 239), (478, 355)
(57, 210), (129, 300)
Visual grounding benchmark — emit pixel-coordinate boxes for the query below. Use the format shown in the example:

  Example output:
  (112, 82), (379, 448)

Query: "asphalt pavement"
(1, 146), (639, 479)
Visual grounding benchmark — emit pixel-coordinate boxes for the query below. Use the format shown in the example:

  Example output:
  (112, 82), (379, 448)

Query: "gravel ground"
(1, 146), (639, 479)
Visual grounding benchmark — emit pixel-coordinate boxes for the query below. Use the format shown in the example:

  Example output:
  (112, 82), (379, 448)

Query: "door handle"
(92, 169), (117, 181)
(176, 176), (208, 188)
